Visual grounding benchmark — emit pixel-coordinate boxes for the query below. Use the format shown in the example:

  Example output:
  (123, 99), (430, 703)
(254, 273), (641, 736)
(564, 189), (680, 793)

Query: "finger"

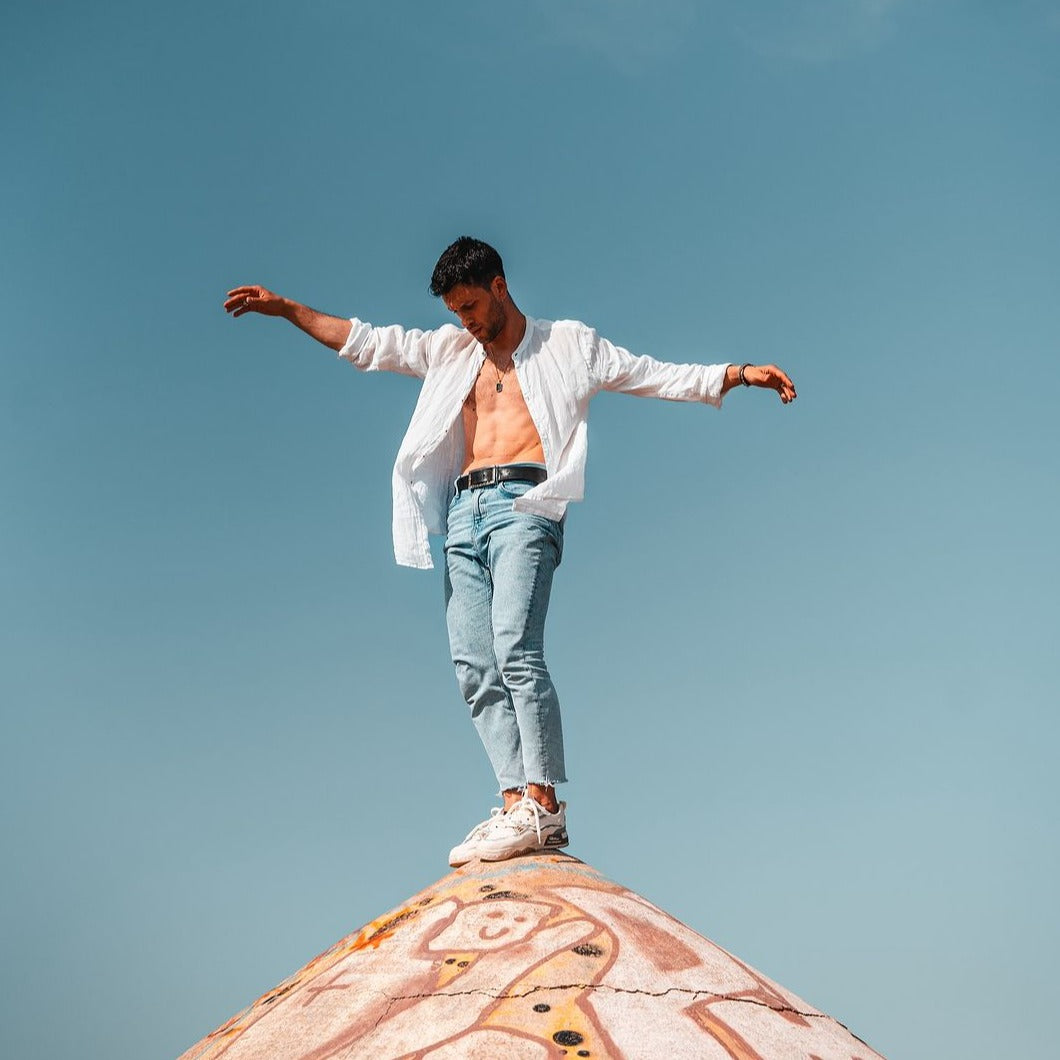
(224, 292), (263, 315)
(226, 286), (259, 297)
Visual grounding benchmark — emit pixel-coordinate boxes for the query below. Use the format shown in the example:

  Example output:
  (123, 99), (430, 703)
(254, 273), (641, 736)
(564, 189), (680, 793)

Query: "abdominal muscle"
(461, 361), (546, 473)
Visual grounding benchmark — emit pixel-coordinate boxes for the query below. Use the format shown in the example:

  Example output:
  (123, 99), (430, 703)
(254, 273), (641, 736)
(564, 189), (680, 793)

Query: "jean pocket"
(497, 479), (536, 498)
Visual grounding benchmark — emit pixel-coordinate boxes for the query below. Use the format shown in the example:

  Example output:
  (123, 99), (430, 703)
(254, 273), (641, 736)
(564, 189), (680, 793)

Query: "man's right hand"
(223, 285), (351, 350)
(224, 285), (286, 318)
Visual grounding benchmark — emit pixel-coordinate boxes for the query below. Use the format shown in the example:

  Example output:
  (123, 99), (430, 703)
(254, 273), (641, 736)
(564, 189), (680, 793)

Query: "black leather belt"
(455, 463), (548, 493)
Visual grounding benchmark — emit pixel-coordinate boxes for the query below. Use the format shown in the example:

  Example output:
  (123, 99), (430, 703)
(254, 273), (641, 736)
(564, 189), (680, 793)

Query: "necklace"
(489, 353), (514, 392)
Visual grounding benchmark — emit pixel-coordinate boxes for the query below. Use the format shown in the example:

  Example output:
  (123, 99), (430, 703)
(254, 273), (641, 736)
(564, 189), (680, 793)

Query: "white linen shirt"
(338, 315), (730, 569)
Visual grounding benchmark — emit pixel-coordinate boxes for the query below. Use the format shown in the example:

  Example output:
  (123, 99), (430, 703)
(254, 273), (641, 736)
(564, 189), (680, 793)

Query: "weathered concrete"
(179, 853), (884, 1059)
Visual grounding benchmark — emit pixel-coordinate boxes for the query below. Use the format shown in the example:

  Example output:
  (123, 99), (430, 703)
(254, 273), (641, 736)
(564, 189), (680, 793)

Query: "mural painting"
(179, 854), (883, 1060)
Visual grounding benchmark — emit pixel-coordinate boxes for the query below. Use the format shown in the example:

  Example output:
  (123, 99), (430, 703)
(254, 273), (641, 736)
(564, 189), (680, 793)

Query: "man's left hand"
(744, 364), (797, 404)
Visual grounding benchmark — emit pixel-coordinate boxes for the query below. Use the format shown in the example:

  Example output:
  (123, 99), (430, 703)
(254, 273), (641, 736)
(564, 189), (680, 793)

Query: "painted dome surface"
(179, 854), (884, 1060)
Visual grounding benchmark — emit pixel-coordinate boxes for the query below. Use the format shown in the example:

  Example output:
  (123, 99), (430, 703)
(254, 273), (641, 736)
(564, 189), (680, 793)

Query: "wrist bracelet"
(739, 363), (752, 386)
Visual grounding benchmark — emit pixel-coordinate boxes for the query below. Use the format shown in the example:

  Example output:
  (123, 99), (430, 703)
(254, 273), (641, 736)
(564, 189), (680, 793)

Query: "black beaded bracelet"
(739, 363), (752, 386)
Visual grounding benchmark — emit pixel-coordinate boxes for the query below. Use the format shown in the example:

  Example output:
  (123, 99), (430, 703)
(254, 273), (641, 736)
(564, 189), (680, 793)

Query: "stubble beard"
(478, 299), (507, 347)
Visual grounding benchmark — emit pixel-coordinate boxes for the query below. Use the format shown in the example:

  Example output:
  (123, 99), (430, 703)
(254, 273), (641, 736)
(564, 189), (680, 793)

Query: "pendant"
(496, 382), (504, 392)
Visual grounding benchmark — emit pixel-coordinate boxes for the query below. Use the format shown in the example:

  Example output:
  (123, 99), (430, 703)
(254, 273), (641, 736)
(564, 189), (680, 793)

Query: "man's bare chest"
(464, 358), (529, 416)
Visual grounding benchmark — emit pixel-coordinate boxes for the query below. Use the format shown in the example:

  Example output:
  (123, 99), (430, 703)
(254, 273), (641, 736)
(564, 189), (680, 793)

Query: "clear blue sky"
(3, 3), (1058, 1058)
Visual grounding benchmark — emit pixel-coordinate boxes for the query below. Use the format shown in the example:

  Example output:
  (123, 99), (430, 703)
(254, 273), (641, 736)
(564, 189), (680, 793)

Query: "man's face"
(443, 278), (508, 345)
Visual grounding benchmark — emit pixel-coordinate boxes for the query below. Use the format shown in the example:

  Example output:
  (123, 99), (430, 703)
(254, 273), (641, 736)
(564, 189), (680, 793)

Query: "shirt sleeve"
(586, 328), (729, 408)
(337, 318), (434, 379)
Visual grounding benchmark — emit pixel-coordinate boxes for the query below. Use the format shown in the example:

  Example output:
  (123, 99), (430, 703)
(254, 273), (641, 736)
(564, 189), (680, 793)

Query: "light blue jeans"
(443, 479), (566, 792)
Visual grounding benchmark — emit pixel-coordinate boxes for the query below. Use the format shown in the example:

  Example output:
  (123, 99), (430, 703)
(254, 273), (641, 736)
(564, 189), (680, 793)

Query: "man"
(224, 236), (796, 866)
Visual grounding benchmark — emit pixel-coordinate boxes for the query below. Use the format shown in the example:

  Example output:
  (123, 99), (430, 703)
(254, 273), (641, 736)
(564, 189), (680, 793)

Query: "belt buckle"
(480, 465), (500, 487)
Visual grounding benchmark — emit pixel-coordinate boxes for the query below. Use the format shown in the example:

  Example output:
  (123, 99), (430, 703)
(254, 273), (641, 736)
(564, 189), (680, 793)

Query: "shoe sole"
(477, 830), (569, 862)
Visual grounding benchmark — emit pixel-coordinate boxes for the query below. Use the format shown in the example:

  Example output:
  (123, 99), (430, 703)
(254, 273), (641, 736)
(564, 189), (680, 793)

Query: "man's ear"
(491, 275), (509, 301)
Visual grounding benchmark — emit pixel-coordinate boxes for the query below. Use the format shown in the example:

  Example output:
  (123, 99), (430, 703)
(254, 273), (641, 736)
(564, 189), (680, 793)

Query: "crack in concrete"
(382, 982), (828, 1019)
(371, 993), (398, 1032)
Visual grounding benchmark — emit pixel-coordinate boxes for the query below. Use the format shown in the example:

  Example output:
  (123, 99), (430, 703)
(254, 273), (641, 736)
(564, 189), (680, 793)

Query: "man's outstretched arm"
(721, 363), (797, 404)
(589, 330), (797, 407)
(224, 285), (350, 351)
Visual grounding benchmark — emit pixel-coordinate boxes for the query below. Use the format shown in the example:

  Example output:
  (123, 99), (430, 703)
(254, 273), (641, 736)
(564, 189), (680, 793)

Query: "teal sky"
(3, 2), (1058, 1058)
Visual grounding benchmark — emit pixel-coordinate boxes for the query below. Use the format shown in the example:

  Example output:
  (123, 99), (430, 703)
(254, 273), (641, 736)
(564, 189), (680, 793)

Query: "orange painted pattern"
(178, 854), (884, 1060)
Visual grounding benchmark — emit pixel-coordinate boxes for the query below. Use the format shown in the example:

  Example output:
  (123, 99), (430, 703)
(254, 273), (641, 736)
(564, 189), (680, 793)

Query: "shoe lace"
(465, 807), (505, 842)
(506, 795), (544, 845)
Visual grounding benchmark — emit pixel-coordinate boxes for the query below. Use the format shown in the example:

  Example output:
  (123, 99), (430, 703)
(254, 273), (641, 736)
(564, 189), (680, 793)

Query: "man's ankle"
(501, 785), (560, 814)
(526, 783), (559, 814)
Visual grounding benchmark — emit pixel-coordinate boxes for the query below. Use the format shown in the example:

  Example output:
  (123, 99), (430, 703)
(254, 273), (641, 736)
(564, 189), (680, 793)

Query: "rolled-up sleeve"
(338, 318), (433, 379)
(587, 329), (729, 408)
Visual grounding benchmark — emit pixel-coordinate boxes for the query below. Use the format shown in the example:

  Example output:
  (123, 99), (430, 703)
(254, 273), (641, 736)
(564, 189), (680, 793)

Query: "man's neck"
(485, 307), (527, 362)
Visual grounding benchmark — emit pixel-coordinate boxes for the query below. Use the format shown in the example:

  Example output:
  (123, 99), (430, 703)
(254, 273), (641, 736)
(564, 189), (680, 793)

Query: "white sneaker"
(449, 807), (506, 867)
(449, 798), (570, 866)
(476, 795), (569, 862)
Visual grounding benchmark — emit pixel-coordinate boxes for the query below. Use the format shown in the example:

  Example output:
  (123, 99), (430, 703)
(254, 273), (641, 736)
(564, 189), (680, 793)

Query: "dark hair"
(429, 236), (505, 297)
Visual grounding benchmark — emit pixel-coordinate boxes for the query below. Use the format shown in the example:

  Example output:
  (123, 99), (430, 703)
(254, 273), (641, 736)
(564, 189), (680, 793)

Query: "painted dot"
(532, 1003), (551, 1013)
(457, 961), (469, 968)
(553, 1031), (584, 1047)
(479, 885), (495, 892)
(571, 944), (603, 957)
(578, 1053), (591, 1057)
(444, 959), (455, 965)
